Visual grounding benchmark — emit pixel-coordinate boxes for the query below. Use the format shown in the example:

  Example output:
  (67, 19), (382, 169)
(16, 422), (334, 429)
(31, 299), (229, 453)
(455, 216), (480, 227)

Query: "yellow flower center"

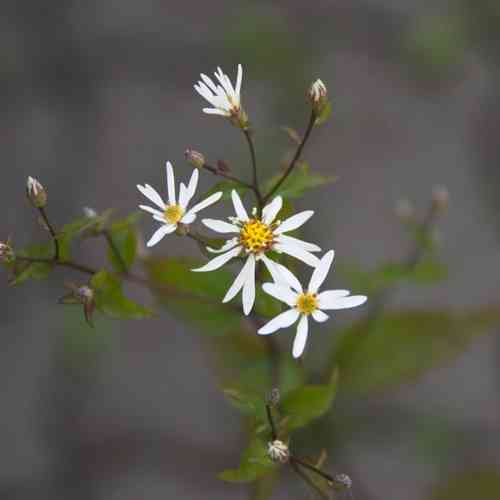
(239, 219), (274, 254)
(296, 293), (318, 315)
(164, 204), (184, 225)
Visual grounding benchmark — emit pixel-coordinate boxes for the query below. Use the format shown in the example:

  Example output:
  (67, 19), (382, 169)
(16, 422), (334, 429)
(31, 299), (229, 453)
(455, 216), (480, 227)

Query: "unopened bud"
(268, 388), (280, 406)
(308, 79), (328, 115)
(267, 440), (290, 464)
(185, 149), (206, 169)
(333, 473), (352, 490)
(26, 176), (47, 208)
(0, 241), (14, 263)
(59, 284), (95, 327)
(83, 206), (98, 218)
(395, 199), (414, 221)
(431, 186), (449, 213)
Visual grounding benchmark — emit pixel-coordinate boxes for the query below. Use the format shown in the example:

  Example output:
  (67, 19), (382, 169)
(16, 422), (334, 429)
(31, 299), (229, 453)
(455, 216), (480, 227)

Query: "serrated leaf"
(280, 369), (338, 431)
(219, 437), (276, 483)
(90, 270), (153, 319)
(264, 162), (335, 200)
(331, 306), (500, 395)
(106, 213), (141, 272)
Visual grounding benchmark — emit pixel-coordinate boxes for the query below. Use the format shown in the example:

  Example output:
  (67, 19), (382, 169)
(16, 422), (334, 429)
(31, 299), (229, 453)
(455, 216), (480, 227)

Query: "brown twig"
(38, 207), (60, 261)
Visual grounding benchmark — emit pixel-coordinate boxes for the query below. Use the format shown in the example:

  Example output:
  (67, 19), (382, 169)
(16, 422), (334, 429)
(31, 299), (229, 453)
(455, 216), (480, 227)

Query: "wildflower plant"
(2, 63), (498, 499)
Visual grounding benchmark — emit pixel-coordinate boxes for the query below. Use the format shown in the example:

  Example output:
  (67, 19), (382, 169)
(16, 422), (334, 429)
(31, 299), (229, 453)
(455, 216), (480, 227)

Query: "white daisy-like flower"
(192, 190), (321, 315)
(258, 250), (367, 358)
(137, 161), (222, 247)
(194, 64), (243, 118)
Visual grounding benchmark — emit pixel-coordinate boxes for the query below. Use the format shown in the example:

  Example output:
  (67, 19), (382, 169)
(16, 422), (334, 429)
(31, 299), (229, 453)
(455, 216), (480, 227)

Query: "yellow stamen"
(164, 204), (184, 225)
(239, 219), (274, 254)
(296, 293), (318, 315)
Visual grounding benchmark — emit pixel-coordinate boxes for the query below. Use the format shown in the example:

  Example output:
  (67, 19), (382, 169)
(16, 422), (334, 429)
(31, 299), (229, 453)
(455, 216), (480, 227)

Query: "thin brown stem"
(263, 109), (316, 203)
(38, 207), (60, 260)
(17, 256), (96, 275)
(265, 404), (277, 441)
(242, 129), (263, 211)
(290, 456), (335, 484)
(290, 460), (330, 500)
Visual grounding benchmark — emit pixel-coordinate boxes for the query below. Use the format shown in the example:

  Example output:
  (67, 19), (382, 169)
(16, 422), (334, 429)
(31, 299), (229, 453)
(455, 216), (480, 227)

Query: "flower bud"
(185, 149), (206, 169)
(59, 284), (96, 327)
(333, 473), (352, 490)
(0, 241), (14, 263)
(308, 79), (328, 115)
(267, 440), (290, 464)
(26, 176), (47, 208)
(431, 185), (449, 213)
(83, 206), (98, 218)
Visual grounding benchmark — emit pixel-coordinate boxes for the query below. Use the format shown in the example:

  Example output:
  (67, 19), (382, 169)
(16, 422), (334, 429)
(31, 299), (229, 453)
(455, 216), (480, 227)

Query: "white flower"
(308, 79), (327, 104)
(267, 440), (290, 463)
(137, 161), (222, 247)
(194, 64), (243, 118)
(192, 190), (321, 315)
(258, 250), (367, 358)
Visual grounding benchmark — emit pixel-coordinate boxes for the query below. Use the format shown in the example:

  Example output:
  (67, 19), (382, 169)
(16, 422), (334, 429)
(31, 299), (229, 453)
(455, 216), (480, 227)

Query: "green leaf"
(281, 369), (338, 431)
(90, 270), (153, 319)
(106, 213), (141, 272)
(264, 162), (335, 200)
(431, 468), (500, 500)
(223, 388), (268, 423)
(331, 306), (500, 395)
(219, 436), (276, 483)
(9, 242), (54, 285)
(314, 100), (332, 126)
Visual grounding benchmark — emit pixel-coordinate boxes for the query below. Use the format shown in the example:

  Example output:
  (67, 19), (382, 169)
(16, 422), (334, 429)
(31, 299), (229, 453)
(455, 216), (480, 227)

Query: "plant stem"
(39, 207), (60, 261)
(263, 110), (316, 203)
(203, 163), (254, 191)
(290, 456), (335, 484)
(265, 404), (277, 441)
(242, 129), (263, 212)
(17, 256), (95, 275)
(290, 460), (330, 500)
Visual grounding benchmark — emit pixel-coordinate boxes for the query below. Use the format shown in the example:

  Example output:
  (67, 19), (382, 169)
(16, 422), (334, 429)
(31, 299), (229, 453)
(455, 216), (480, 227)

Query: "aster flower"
(137, 162), (222, 247)
(194, 64), (248, 127)
(258, 250), (367, 358)
(192, 190), (321, 315)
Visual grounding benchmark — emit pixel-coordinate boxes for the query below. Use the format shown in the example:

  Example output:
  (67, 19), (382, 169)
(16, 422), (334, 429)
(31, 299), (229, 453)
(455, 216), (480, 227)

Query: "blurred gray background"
(1, 1), (500, 499)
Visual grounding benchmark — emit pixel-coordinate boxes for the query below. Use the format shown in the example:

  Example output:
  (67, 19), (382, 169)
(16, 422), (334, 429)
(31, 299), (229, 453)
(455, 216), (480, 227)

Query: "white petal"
(191, 245), (241, 272)
(166, 161), (176, 205)
(275, 210), (314, 234)
(260, 255), (303, 293)
(178, 183), (189, 209)
(262, 283), (298, 307)
(186, 168), (199, 204)
(202, 218), (240, 234)
(195, 82), (218, 106)
(292, 315), (309, 358)
(262, 196), (282, 224)
(275, 243), (320, 267)
(317, 294), (367, 310)
(206, 238), (239, 254)
(180, 212), (196, 224)
(137, 184), (165, 210)
(316, 290), (350, 311)
(235, 64), (243, 97)
(200, 73), (218, 93)
(203, 107), (230, 116)
(185, 191), (222, 217)
(242, 255), (256, 315)
(139, 204), (163, 218)
(146, 224), (176, 247)
(276, 234), (321, 253)
(311, 309), (330, 323)
(308, 250), (335, 293)
(222, 254), (254, 304)
(231, 190), (249, 221)
(258, 308), (300, 335)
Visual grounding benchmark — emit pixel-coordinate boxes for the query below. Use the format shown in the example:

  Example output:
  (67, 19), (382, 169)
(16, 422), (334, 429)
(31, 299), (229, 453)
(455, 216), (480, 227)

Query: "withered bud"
(267, 440), (290, 464)
(0, 241), (14, 263)
(216, 160), (230, 174)
(26, 176), (47, 208)
(308, 79), (328, 115)
(185, 149), (206, 169)
(395, 199), (414, 221)
(83, 206), (98, 218)
(59, 284), (95, 327)
(333, 473), (352, 490)
(431, 186), (449, 213)
(268, 388), (280, 406)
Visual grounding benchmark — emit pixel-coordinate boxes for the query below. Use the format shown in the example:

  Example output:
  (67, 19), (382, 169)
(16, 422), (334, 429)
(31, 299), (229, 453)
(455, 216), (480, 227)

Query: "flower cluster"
(137, 65), (366, 358)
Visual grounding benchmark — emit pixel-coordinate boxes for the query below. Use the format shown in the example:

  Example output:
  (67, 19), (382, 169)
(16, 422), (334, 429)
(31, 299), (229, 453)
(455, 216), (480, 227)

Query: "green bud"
(26, 176), (47, 208)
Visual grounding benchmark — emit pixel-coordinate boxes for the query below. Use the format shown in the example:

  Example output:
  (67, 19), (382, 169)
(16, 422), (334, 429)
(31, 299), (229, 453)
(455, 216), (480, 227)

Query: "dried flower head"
(0, 240), (14, 263)
(267, 440), (290, 464)
(308, 79), (328, 115)
(185, 149), (206, 169)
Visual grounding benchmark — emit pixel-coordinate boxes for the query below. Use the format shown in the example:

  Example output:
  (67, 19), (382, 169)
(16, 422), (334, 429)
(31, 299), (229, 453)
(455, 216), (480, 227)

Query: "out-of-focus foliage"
(331, 306), (500, 395)
(431, 468), (500, 500)
(105, 213), (141, 272)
